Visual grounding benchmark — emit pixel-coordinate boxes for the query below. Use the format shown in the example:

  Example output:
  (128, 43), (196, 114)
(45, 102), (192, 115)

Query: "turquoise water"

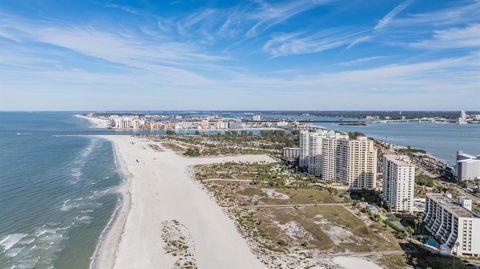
(0, 112), (122, 269)
(321, 122), (480, 165)
(426, 238), (440, 248)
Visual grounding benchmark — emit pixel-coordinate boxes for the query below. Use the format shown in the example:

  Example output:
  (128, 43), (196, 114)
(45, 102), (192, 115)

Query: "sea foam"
(0, 233), (27, 252)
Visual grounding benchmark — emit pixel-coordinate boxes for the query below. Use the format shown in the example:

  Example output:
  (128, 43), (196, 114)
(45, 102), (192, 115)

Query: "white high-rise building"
(458, 110), (468, 124)
(299, 130), (336, 175)
(307, 131), (329, 177)
(299, 130), (310, 168)
(322, 134), (377, 190)
(423, 193), (480, 257)
(456, 151), (480, 182)
(112, 116), (144, 129)
(382, 155), (415, 213)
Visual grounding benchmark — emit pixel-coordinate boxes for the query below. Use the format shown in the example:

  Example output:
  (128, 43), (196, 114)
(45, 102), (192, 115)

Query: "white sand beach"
(331, 257), (383, 269)
(91, 135), (273, 269)
(76, 115), (110, 128)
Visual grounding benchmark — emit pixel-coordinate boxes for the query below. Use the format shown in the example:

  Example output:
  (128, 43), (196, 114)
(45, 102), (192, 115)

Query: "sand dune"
(91, 135), (273, 269)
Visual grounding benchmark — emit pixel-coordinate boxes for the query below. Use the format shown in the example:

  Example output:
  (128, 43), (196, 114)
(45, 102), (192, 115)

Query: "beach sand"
(331, 257), (383, 269)
(76, 115), (110, 129)
(91, 135), (272, 269)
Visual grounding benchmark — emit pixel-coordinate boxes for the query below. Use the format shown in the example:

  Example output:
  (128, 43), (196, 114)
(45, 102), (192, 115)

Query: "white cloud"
(374, 0), (414, 31)
(101, 3), (141, 15)
(411, 24), (480, 50)
(338, 56), (385, 66)
(347, 0), (414, 49)
(263, 29), (364, 57)
(1, 2), (479, 110)
(2, 50), (479, 110)
(0, 13), (227, 84)
(181, 8), (217, 29)
(391, 1), (480, 28)
(245, 0), (331, 37)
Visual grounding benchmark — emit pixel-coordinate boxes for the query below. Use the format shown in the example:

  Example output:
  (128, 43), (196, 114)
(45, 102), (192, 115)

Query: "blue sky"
(0, 0), (479, 110)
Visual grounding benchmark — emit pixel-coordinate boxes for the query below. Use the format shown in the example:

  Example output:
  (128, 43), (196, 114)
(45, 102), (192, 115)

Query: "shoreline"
(76, 114), (111, 129)
(90, 135), (273, 268)
(89, 138), (132, 269)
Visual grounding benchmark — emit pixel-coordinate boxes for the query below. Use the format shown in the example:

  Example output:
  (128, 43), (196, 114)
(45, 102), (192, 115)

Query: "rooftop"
(457, 158), (480, 164)
(384, 154), (414, 166)
(427, 193), (477, 218)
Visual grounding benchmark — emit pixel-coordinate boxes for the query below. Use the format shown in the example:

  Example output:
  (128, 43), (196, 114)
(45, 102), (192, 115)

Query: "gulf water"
(0, 112), (121, 269)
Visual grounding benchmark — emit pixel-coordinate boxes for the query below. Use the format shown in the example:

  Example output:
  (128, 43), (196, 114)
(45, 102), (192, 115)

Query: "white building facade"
(299, 130), (310, 168)
(111, 116), (144, 129)
(382, 155), (415, 213)
(283, 147), (300, 161)
(423, 193), (480, 257)
(456, 151), (480, 182)
(322, 134), (377, 190)
(308, 132), (326, 177)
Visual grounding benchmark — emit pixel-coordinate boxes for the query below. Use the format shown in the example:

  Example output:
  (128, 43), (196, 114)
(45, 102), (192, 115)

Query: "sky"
(0, 0), (479, 111)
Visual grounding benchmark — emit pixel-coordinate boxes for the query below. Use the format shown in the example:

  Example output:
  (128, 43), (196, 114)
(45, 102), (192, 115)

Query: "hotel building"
(456, 151), (480, 182)
(382, 155), (415, 213)
(423, 193), (480, 257)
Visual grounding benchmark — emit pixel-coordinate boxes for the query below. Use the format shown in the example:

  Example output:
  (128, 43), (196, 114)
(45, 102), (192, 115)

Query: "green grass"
(301, 206), (400, 252)
(377, 254), (409, 269)
(194, 162), (401, 256)
(388, 220), (405, 232)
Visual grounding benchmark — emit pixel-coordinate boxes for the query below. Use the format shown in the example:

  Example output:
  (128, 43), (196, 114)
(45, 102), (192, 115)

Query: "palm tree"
(406, 226), (414, 239)
(452, 241), (460, 269)
(414, 217), (421, 233)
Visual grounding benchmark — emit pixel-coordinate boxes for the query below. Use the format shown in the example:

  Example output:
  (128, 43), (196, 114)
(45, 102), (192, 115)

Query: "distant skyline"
(0, 0), (479, 111)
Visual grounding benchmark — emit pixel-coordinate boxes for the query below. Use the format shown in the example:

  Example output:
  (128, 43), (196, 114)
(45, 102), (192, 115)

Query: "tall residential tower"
(322, 133), (378, 190)
(382, 155), (415, 213)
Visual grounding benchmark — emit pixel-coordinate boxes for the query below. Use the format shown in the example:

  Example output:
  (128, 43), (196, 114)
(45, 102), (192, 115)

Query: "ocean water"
(0, 112), (122, 269)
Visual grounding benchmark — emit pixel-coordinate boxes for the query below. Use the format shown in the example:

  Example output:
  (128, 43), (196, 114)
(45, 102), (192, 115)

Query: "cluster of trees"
(259, 130), (299, 147)
(165, 130), (176, 135)
(204, 130), (300, 148)
(184, 147), (201, 157)
(416, 174), (435, 187)
(398, 146), (427, 155)
(348, 132), (366, 139)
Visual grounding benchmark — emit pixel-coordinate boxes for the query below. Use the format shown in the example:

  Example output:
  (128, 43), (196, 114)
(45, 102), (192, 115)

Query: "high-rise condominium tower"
(322, 134), (377, 190)
(382, 155), (415, 213)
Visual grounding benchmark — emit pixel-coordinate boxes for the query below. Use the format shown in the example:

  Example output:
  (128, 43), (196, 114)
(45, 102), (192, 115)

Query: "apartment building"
(308, 131), (328, 177)
(299, 130), (310, 168)
(423, 193), (480, 257)
(283, 147), (300, 161)
(382, 155), (415, 213)
(111, 116), (144, 129)
(322, 134), (377, 190)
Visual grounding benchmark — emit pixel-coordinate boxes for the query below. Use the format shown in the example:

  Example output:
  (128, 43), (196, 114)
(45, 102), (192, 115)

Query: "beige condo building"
(322, 134), (377, 190)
